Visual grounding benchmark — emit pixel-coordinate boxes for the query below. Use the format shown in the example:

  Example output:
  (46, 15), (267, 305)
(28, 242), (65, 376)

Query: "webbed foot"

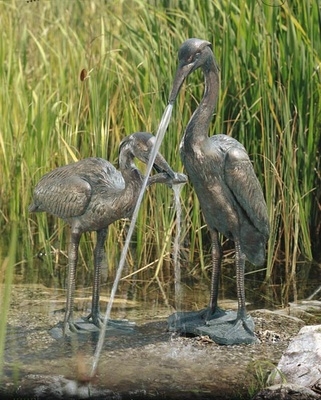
(197, 315), (258, 345)
(82, 312), (136, 331)
(49, 320), (95, 339)
(168, 307), (235, 335)
(49, 313), (135, 339)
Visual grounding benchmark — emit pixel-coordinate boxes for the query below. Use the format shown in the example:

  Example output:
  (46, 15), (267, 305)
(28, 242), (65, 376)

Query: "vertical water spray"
(172, 184), (184, 311)
(90, 104), (174, 378)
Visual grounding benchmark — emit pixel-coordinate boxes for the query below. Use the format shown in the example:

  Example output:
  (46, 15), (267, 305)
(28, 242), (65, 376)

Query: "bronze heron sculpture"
(30, 132), (186, 335)
(167, 39), (269, 345)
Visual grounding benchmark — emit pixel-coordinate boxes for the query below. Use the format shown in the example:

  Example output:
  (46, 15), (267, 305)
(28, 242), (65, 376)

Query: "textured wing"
(224, 146), (270, 239)
(81, 158), (125, 197)
(29, 158), (125, 219)
(30, 167), (92, 218)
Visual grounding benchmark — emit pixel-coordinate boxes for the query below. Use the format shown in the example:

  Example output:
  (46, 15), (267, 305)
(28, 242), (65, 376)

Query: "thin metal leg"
(209, 229), (222, 313)
(235, 239), (247, 320)
(91, 228), (108, 325)
(63, 230), (81, 334)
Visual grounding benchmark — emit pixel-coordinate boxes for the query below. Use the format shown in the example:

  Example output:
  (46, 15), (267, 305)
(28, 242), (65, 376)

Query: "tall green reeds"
(0, 224), (17, 379)
(0, 0), (320, 307)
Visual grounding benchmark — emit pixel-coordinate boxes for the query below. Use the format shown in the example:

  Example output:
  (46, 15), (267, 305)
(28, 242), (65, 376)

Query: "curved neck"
(184, 59), (220, 144)
(118, 144), (136, 171)
(119, 150), (141, 184)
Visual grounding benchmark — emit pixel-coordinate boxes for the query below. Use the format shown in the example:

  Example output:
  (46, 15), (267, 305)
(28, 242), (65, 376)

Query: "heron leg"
(207, 229), (223, 316)
(197, 240), (257, 344)
(235, 240), (247, 320)
(205, 229), (235, 322)
(168, 229), (226, 334)
(234, 240), (257, 337)
(63, 230), (81, 335)
(83, 228), (135, 331)
(89, 228), (107, 326)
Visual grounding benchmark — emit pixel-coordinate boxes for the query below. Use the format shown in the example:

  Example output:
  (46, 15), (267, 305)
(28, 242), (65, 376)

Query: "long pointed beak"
(152, 153), (175, 179)
(168, 62), (193, 105)
(129, 132), (176, 179)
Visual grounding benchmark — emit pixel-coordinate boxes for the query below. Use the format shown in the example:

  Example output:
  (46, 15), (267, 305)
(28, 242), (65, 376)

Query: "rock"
(252, 383), (320, 399)
(252, 309), (305, 343)
(276, 301), (321, 325)
(13, 374), (113, 399)
(254, 325), (321, 399)
(272, 325), (321, 389)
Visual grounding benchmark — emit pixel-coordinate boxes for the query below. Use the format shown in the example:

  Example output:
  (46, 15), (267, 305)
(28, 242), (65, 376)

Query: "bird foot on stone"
(196, 315), (259, 345)
(82, 312), (136, 331)
(49, 320), (96, 339)
(168, 307), (235, 335)
(49, 314), (135, 339)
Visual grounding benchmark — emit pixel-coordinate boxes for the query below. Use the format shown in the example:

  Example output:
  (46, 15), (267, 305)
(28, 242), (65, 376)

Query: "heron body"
(31, 157), (142, 231)
(168, 38), (269, 344)
(181, 133), (268, 267)
(30, 132), (186, 335)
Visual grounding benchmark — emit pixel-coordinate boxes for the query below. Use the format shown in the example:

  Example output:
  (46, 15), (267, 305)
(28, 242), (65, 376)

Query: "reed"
(0, 0), (320, 308)
(0, 223), (17, 379)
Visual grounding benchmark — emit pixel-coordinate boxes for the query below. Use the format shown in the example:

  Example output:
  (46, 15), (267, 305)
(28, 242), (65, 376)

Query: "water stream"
(172, 183), (184, 312)
(90, 104), (174, 377)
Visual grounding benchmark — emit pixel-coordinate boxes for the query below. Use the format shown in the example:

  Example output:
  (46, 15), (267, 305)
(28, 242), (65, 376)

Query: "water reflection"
(3, 231), (321, 399)
(3, 218), (320, 315)
(9, 243), (321, 316)
(4, 282), (321, 399)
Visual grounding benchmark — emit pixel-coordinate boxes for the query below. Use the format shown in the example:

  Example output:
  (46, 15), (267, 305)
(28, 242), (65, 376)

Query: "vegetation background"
(0, 0), (320, 341)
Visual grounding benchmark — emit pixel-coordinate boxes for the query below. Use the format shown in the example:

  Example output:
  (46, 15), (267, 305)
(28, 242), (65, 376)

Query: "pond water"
(1, 227), (321, 399)
(1, 282), (308, 400)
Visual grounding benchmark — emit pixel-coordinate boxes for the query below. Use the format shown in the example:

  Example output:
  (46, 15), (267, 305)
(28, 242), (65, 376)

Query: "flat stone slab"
(253, 383), (320, 399)
(271, 325), (321, 390)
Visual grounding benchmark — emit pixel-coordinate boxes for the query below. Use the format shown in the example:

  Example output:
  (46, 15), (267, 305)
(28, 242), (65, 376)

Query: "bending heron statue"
(167, 38), (270, 345)
(29, 132), (187, 335)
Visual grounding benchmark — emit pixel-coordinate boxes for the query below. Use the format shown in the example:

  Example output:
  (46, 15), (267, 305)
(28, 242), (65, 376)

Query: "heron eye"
(139, 143), (148, 152)
(187, 51), (201, 64)
(194, 51), (201, 60)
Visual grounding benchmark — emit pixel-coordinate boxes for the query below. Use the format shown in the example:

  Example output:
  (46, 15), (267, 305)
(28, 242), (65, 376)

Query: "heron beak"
(153, 153), (176, 179)
(168, 62), (194, 105)
(144, 135), (176, 178)
(130, 133), (176, 179)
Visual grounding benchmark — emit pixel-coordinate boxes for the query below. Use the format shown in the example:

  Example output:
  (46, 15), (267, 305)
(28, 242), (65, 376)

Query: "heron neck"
(120, 161), (143, 196)
(119, 146), (134, 169)
(184, 60), (219, 144)
(119, 152), (139, 179)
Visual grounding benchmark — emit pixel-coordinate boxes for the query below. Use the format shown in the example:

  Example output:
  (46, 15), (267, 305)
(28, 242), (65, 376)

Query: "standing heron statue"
(167, 38), (270, 345)
(29, 132), (187, 336)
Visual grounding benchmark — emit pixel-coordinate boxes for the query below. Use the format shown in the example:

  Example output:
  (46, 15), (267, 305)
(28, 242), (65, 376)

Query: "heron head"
(169, 38), (213, 104)
(119, 132), (175, 178)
